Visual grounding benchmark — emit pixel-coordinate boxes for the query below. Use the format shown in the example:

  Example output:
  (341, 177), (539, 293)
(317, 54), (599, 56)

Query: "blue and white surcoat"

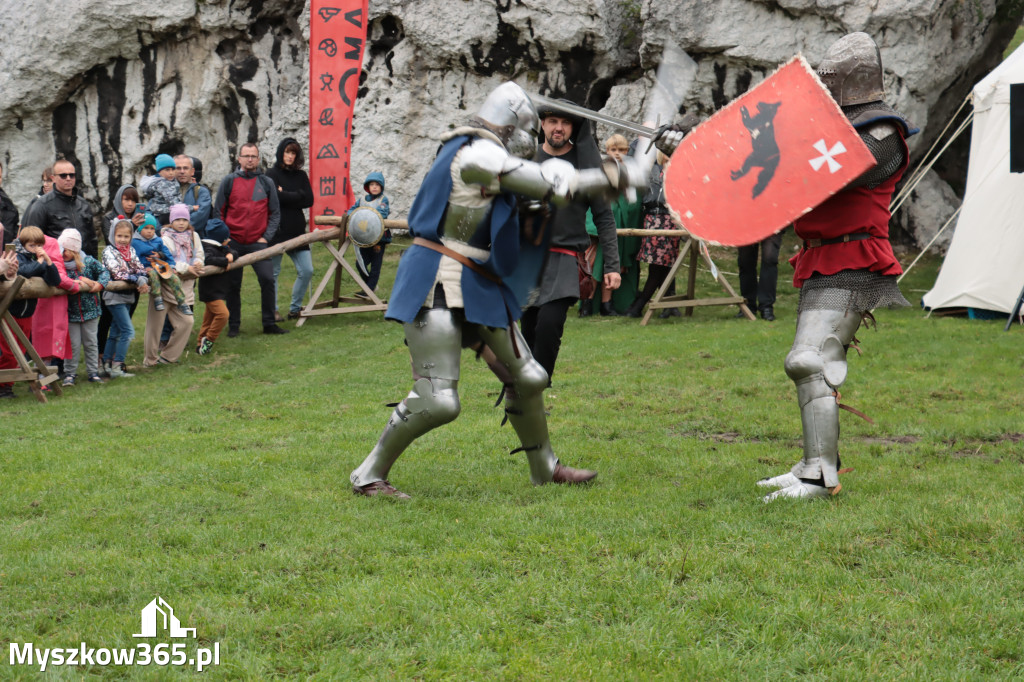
(386, 134), (535, 328)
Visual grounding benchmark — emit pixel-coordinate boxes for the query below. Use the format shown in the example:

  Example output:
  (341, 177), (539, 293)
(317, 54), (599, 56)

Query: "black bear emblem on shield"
(731, 101), (782, 199)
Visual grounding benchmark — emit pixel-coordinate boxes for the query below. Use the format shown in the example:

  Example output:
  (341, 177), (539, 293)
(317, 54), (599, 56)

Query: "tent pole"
(1004, 281), (1024, 331)
(897, 205), (962, 283)
(891, 113), (973, 213)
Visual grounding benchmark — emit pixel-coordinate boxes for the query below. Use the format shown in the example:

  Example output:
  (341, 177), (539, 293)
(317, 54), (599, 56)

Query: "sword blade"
(532, 95), (659, 138)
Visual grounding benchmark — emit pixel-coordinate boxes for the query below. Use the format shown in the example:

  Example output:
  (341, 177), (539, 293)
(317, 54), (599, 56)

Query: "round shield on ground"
(347, 206), (384, 247)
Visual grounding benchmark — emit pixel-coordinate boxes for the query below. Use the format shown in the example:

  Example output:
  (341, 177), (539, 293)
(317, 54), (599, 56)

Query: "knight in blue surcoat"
(351, 82), (647, 498)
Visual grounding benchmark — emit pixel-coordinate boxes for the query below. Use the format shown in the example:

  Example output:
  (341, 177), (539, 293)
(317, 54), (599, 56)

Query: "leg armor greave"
(350, 309), (463, 487)
(477, 324), (558, 484)
(784, 308), (862, 488)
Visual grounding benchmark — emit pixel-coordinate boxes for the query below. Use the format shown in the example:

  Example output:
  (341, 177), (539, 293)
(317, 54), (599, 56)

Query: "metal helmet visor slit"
(476, 82), (540, 160)
(816, 32), (885, 106)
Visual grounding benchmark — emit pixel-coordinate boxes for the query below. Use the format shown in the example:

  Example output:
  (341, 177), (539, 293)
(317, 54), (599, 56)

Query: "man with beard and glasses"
(213, 143), (287, 336)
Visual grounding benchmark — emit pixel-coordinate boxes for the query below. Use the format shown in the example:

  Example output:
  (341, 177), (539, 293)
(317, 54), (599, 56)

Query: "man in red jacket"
(213, 143), (287, 336)
(758, 32), (917, 501)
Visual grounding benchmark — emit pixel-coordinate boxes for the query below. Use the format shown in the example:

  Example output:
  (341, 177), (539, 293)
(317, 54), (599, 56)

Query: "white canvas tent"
(922, 44), (1024, 314)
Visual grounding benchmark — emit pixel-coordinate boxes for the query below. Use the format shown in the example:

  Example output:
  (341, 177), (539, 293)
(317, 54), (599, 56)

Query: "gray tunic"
(532, 145), (619, 306)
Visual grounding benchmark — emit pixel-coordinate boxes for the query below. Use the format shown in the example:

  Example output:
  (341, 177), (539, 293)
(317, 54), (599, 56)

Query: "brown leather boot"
(551, 463), (598, 484)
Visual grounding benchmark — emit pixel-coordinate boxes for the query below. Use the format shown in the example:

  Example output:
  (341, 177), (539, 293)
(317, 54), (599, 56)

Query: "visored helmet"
(475, 81), (540, 160)
(816, 32), (885, 106)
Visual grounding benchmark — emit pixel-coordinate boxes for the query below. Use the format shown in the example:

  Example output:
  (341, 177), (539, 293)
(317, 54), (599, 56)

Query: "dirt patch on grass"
(702, 431), (749, 443)
(944, 433), (1024, 445)
(858, 436), (921, 445)
(952, 447), (989, 459)
(946, 433), (1024, 460)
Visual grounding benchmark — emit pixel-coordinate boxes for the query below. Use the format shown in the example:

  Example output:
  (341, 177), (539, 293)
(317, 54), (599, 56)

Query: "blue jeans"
(103, 303), (135, 364)
(272, 249), (315, 314)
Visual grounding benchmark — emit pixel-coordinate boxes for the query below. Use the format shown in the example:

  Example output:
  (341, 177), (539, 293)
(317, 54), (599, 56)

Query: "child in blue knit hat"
(132, 214), (189, 314)
(138, 153), (179, 226)
(346, 171), (391, 294)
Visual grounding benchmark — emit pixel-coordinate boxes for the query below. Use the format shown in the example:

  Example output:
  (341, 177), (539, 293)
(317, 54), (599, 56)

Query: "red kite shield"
(663, 55), (876, 246)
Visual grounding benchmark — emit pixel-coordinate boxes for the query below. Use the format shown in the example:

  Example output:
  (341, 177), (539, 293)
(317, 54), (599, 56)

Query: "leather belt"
(412, 237), (521, 358)
(549, 247), (579, 257)
(412, 237), (501, 284)
(803, 232), (874, 248)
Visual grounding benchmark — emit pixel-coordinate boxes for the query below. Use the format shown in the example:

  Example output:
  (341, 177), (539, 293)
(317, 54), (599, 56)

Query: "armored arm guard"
(574, 156), (648, 204)
(460, 138), (576, 205)
(460, 138), (647, 207)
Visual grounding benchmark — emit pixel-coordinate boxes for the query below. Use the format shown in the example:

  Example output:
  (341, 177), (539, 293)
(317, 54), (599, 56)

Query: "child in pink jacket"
(28, 228), (85, 380)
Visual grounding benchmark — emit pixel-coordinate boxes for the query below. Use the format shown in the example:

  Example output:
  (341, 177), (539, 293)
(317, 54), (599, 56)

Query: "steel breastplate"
(441, 150), (498, 248)
(441, 201), (493, 247)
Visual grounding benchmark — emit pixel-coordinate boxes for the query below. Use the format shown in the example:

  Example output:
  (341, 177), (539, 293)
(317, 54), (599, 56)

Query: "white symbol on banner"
(133, 597), (196, 638)
(809, 139), (847, 173)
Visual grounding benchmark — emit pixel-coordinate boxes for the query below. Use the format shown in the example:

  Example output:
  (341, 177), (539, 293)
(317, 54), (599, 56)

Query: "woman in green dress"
(580, 134), (643, 316)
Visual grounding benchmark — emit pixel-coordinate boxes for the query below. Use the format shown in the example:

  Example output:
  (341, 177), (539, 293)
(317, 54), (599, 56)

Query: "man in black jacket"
(22, 159), (97, 257)
(520, 103), (621, 382)
(175, 155), (212, 236)
(0, 162), (20, 245)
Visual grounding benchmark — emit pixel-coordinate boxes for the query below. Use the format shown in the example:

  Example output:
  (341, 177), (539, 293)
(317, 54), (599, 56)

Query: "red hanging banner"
(309, 0), (368, 227)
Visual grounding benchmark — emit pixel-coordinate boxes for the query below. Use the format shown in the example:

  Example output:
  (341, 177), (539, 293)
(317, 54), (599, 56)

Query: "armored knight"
(658, 33), (917, 501)
(765, 33), (917, 500)
(351, 82), (647, 498)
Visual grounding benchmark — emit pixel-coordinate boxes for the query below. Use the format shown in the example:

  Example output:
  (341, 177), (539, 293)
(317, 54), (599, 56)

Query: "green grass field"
(2, 234), (1023, 679)
(1007, 26), (1024, 57)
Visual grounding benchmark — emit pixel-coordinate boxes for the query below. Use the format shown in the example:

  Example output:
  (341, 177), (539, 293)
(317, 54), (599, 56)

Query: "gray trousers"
(66, 317), (100, 378)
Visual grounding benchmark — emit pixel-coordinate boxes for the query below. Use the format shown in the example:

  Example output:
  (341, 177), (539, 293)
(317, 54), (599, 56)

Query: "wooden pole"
(615, 228), (691, 237)
(314, 216), (407, 229)
(0, 225), (353, 300)
(0, 218), (690, 301)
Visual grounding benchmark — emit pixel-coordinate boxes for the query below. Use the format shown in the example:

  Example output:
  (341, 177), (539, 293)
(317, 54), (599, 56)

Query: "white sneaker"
(756, 472), (799, 489)
(109, 363), (135, 378)
(762, 481), (835, 503)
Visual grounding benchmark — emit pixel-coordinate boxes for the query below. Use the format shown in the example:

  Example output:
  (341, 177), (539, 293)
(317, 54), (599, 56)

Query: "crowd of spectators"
(0, 140), (318, 398)
(0, 127), (713, 401)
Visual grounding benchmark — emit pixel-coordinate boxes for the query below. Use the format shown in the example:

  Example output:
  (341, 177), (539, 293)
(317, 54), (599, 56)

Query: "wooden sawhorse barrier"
(614, 229), (755, 326)
(294, 232), (387, 327)
(295, 214), (409, 327)
(0, 276), (62, 403)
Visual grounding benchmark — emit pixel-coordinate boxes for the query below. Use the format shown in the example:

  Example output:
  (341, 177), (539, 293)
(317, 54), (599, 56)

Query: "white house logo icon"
(133, 597), (196, 638)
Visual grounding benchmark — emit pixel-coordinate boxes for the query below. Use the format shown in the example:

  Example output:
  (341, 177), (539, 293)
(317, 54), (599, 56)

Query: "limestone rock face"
(895, 169), (963, 254)
(0, 0), (1018, 250)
